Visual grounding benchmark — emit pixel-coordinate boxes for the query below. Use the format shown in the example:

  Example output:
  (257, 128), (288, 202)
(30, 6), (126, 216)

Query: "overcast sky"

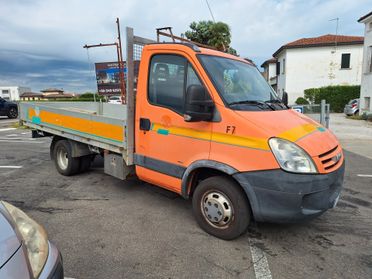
(0, 0), (369, 93)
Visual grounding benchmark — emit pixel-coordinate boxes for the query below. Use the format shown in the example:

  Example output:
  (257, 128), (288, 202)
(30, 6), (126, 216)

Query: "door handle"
(140, 118), (151, 131)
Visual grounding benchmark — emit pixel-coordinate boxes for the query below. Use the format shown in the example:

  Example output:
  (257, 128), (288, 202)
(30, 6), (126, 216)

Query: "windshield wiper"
(228, 100), (275, 110)
(264, 99), (287, 109)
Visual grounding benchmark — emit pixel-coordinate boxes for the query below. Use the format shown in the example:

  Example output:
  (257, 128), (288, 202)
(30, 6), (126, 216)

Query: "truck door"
(135, 53), (213, 193)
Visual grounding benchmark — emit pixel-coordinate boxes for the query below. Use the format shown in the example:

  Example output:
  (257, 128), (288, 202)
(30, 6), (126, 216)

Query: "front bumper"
(39, 242), (64, 279)
(233, 162), (345, 223)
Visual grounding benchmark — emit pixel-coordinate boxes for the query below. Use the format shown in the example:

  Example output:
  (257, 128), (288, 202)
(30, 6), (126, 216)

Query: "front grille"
(319, 145), (338, 158)
(318, 145), (342, 172)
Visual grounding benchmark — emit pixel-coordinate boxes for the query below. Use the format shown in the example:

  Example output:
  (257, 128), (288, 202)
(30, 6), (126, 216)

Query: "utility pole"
(83, 18), (126, 104)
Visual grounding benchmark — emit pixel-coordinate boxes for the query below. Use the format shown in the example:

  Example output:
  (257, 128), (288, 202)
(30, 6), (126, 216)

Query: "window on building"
(276, 61), (280, 76)
(282, 59), (286, 74)
(341, 53), (351, 69)
(148, 54), (204, 114)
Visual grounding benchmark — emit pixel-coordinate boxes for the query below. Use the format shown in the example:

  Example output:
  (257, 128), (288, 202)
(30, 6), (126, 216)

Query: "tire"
(354, 110), (359, 115)
(79, 155), (93, 173)
(53, 140), (80, 176)
(192, 176), (251, 240)
(7, 107), (18, 119)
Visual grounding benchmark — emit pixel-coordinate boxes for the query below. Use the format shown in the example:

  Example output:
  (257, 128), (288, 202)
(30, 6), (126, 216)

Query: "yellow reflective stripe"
(151, 123), (270, 150)
(278, 123), (318, 142)
(152, 123), (211, 141)
(211, 132), (270, 150)
(151, 122), (320, 151)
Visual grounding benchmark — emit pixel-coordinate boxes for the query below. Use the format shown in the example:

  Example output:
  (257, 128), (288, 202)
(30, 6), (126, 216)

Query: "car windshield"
(199, 55), (285, 111)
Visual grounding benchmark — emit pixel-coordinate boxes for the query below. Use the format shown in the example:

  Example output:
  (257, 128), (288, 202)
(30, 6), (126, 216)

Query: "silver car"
(0, 201), (63, 278)
(344, 98), (359, 116)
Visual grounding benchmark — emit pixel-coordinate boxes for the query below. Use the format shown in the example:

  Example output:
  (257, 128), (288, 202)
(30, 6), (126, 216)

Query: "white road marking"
(0, 137), (38, 141)
(0, 128), (16, 132)
(0, 166), (23, 169)
(64, 277), (77, 279)
(357, 174), (372, 178)
(249, 239), (272, 279)
(0, 140), (44, 143)
(6, 134), (19, 137)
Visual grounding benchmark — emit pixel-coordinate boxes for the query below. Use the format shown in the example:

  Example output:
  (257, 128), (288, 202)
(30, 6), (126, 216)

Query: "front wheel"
(192, 176), (251, 240)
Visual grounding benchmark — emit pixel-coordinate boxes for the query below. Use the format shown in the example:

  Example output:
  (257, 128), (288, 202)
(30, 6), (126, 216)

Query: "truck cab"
(134, 44), (344, 239)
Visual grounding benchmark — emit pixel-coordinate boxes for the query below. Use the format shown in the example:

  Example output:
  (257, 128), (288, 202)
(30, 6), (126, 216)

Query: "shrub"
(304, 85), (360, 112)
(295, 97), (309, 105)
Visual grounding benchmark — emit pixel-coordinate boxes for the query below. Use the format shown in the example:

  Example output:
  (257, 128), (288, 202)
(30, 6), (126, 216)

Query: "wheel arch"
(181, 160), (238, 199)
(50, 136), (92, 159)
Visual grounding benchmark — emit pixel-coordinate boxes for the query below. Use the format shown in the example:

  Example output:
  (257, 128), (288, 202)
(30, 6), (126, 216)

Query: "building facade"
(261, 58), (277, 92)
(358, 11), (372, 114)
(0, 86), (31, 101)
(267, 35), (364, 104)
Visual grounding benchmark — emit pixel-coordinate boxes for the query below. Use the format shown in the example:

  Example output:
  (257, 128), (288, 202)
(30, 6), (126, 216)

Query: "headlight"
(2, 201), (48, 278)
(269, 138), (317, 173)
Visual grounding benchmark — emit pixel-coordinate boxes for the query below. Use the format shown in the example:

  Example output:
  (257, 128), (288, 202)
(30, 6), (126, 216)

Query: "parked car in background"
(108, 95), (122, 104)
(0, 201), (63, 278)
(0, 97), (18, 118)
(344, 98), (359, 116)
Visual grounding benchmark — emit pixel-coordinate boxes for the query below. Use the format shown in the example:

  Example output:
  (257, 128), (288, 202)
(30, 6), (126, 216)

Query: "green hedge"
(295, 97), (309, 105)
(304, 85), (360, 112)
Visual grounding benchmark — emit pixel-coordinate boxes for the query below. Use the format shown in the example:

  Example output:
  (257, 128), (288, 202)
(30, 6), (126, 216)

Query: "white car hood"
(0, 210), (21, 268)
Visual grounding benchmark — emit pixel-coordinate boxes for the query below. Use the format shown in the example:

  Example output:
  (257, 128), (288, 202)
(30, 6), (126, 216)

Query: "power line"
(205, 0), (216, 22)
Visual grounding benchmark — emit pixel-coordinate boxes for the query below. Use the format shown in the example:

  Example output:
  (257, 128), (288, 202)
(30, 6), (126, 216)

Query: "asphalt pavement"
(0, 118), (371, 279)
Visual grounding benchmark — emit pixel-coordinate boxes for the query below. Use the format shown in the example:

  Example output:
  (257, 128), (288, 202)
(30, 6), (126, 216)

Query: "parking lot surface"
(0, 116), (371, 279)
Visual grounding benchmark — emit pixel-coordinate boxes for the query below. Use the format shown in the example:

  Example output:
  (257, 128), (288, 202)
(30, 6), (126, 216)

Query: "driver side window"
(148, 54), (205, 114)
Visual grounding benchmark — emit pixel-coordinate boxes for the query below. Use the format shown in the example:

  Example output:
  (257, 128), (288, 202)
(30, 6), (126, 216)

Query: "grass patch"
(346, 115), (363, 120)
(11, 121), (29, 129)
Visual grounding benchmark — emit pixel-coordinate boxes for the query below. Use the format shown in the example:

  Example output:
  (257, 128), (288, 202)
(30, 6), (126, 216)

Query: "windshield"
(199, 55), (285, 111)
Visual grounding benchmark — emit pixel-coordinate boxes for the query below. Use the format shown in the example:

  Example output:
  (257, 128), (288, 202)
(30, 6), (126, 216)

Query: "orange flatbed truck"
(20, 27), (345, 240)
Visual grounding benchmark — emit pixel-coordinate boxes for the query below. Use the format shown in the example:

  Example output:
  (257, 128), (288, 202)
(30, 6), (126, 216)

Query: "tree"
(184, 21), (238, 55)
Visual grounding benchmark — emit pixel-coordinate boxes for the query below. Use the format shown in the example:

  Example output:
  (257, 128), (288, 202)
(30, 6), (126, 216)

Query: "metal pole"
(320, 99), (326, 127)
(116, 18), (126, 104)
(126, 27), (134, 165)
(325, 104), (330, 128)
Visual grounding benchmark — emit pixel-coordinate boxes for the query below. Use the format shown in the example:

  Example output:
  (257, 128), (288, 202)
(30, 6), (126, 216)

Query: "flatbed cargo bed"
(20, 102), (129, 159)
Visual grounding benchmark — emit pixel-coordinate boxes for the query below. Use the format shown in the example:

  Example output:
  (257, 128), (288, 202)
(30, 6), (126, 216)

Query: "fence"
(293, 100), (330, 128)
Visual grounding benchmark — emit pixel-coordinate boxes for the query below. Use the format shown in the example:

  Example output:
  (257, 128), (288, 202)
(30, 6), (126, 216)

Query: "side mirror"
(282, 91), (288, 106)
(184, 85), (214, 122)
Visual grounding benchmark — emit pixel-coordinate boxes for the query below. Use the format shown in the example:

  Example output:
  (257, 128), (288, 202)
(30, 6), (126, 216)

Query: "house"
(267, 34), (364, 104)
(261, 58), (277, 92)
(20, 88), (75, 101)
(20, 92), (44, 101)
(0, 86), (31, 101)
(358, 11), (372, 114)
(40, 88), (75, 100)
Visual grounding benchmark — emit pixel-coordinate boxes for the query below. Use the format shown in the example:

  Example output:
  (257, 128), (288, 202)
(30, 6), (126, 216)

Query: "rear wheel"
(192, 176), (251, 240)
(53, 140), (80, 176)
(7, 107), (18, 119)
